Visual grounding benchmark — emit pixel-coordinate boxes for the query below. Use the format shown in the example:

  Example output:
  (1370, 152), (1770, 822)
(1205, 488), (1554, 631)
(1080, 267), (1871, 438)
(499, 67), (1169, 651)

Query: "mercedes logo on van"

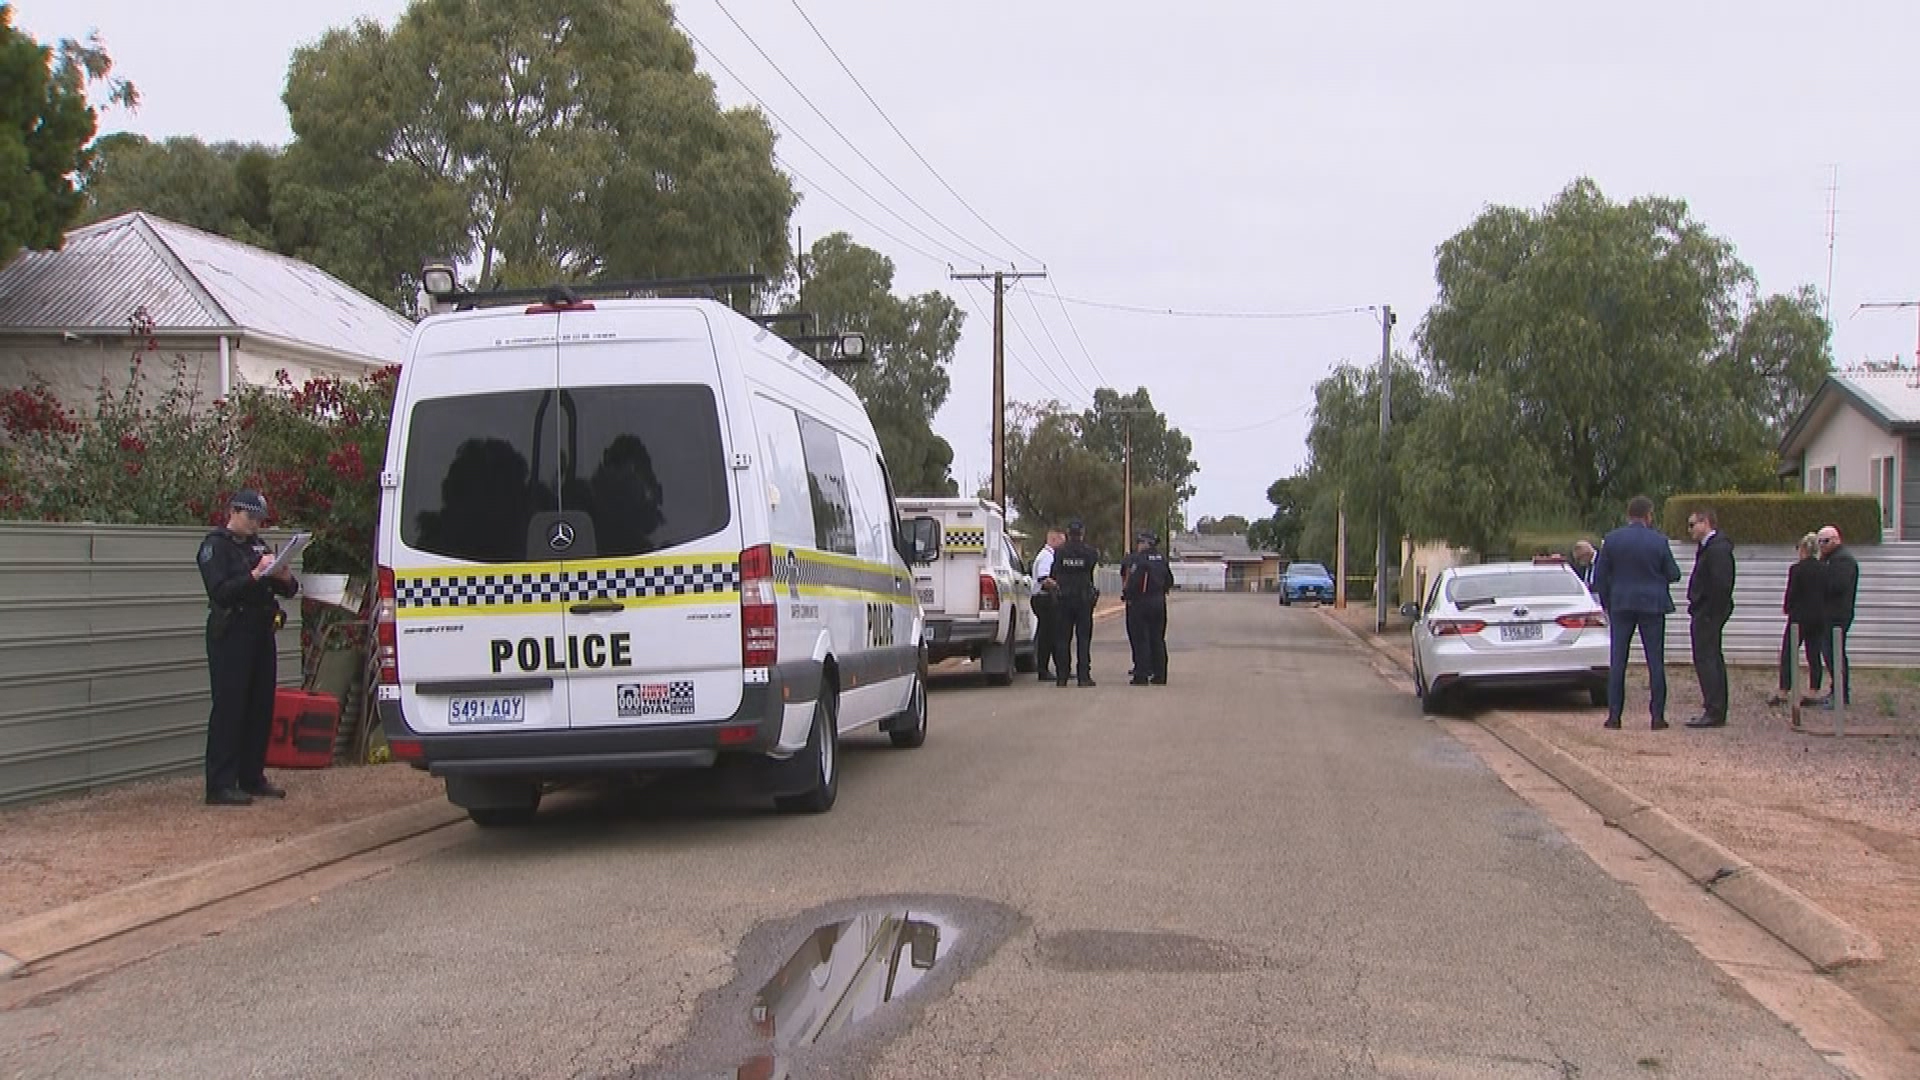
(548, 522), (576, 552)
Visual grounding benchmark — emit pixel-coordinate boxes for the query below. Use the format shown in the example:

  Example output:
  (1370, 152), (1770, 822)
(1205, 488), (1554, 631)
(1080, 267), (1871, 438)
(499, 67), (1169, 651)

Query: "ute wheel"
(776, 692), (839, 814)
(1014, 637), (1036, 674)
(890, 668), (928, 749)
(986, 635), (1015, 687)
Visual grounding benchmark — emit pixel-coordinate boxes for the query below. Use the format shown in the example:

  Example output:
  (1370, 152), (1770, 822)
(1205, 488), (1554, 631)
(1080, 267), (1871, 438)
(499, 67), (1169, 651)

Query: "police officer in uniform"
(1127, 532), (1174, 685)
(1030, 528), (1064, 682)
(1120, 533), (1150, 678)
(1046, 519), (1100, 687)
(198, 490), (300, 806)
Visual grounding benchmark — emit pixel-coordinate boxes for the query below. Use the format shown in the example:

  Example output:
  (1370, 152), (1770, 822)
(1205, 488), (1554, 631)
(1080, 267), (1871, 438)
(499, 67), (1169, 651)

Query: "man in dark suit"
(1590, 496), (1683, 730)
(1571, 540), (1598, 590)
(1684, 508), (1736, 728)
(1817, 525), (1860, 707)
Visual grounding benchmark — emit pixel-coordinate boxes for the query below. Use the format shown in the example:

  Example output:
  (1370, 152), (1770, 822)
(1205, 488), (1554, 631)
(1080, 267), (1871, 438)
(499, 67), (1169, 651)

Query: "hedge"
(1659, 494), (1883, 546)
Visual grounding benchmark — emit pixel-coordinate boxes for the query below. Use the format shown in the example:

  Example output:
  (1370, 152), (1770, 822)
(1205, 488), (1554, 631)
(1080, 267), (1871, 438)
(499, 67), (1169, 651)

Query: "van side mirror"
(1399, 602), (1421, 620)
(903, 517), (941, 565)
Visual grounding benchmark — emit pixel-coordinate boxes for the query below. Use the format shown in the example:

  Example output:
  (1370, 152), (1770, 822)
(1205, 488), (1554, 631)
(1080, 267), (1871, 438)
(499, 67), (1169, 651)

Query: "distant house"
(1168, 532), (1281, 592)
(1777, 371), (1920, 540)
(0, 212), (414, 409)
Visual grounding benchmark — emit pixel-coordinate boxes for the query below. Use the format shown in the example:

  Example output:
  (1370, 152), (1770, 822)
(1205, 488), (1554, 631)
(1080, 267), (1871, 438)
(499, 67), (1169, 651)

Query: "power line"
(708, 0), (1010, 268)
(1035, 289), (1378, 321)
(1015, 284), (1098, 400)
(781, 1), (1126, 398)
(786, 0), (1041, 267)
(1036, 282), (1113, 389)
(772, 152), (948, 269)
(1001, 298), (1093, 405)
(1184, 400), (1315, 435)
(959, 281), (1082, 404)
(674, 16), (976, 267)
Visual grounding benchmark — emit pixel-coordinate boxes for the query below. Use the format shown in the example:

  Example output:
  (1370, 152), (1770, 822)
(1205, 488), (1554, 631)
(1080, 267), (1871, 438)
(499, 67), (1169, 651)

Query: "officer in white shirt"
(1030, 528), (1064, 682)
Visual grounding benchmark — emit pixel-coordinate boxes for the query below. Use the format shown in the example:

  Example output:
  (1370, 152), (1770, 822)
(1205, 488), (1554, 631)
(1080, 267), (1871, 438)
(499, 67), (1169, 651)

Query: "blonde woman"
(1768, 533), (1828, 707)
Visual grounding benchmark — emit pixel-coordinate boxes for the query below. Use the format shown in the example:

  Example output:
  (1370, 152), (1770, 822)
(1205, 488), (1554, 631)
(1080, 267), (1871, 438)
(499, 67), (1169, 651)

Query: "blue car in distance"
(1279, 561), (1335, 605)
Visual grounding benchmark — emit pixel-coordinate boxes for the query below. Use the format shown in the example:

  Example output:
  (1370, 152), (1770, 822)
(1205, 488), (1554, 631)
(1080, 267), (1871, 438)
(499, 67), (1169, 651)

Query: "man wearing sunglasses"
(1816, 526), (1859, 708)
(197, 490), (301, 806)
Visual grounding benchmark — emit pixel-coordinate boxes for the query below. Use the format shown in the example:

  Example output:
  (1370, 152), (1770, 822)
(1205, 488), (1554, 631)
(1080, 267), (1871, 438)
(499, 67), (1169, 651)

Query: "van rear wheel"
(775, 692), (839, 814)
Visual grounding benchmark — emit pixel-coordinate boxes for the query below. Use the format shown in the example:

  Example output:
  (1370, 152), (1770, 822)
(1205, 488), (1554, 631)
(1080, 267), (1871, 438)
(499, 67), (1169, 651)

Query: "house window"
(1870, 455), (1896, 532)
(1815, 465), (1838, 494)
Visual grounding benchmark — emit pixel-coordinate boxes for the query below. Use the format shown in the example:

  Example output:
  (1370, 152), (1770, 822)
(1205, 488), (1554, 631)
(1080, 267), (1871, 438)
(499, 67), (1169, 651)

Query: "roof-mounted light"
(421, 262), (457, 298)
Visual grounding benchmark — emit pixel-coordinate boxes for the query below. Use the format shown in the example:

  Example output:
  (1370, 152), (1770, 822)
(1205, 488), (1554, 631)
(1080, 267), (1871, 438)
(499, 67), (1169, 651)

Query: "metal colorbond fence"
(1661, 540), (1918, 668)
(0, 523), (301, 806)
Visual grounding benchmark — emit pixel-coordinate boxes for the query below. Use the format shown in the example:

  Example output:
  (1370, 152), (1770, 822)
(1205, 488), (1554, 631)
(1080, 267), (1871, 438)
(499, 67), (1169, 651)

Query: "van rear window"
(401, 386), (730, 563)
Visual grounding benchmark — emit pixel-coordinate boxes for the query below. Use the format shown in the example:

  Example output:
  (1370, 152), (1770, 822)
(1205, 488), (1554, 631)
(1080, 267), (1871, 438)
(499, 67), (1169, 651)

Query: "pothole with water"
(632, 896), (1019, 1080)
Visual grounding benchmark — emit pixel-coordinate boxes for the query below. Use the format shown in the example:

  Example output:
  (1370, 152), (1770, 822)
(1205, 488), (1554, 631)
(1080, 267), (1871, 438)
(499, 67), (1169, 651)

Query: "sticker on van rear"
(944, 527), (986, 554)
(618, 681), (695, 718)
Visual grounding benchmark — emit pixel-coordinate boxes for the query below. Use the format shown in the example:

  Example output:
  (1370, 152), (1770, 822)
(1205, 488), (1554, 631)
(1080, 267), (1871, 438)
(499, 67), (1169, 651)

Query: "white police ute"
(373, 274), (936, 825)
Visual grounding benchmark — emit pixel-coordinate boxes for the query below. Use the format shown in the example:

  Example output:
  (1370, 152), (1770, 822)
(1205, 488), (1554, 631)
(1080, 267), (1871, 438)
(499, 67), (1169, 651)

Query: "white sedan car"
(1403, 558), (1610, 714)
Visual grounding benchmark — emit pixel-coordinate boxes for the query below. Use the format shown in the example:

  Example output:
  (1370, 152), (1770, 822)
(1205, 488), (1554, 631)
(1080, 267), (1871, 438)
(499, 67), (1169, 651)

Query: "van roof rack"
(441, 274), (768, 311)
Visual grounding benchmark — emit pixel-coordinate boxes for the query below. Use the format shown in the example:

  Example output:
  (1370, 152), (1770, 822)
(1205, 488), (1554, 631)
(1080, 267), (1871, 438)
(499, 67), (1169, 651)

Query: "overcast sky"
(21, 0), (1920, 522)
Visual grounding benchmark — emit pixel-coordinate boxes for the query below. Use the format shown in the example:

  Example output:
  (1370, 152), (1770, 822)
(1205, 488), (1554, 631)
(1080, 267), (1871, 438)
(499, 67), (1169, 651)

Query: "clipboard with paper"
(265, 532), (313, 578)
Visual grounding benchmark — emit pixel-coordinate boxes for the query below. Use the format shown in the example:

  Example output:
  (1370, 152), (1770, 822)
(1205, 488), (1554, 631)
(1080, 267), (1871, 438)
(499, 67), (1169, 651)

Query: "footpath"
(1318, 604), (1920, 1055)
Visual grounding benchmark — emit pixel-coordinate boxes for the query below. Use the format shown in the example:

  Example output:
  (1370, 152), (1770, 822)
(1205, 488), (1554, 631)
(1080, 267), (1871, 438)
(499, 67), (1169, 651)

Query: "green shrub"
(1659, 493), (1882, 546)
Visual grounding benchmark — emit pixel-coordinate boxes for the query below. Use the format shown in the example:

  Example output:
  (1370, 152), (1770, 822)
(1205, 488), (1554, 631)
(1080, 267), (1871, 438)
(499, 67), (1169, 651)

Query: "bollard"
(1832, 624), (1848, 737)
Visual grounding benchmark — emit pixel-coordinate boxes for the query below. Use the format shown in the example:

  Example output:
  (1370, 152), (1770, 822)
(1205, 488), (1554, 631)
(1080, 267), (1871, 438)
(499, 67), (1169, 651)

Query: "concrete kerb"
(0, 796), (466, 978)
(1312, 606), (1882, 975)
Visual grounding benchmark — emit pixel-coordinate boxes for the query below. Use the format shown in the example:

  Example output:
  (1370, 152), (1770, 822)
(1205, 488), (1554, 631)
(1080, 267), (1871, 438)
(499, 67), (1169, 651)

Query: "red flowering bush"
(1, 325), (398, 577)
(1, 350), (231, 524)
(226, 365), (398, 574)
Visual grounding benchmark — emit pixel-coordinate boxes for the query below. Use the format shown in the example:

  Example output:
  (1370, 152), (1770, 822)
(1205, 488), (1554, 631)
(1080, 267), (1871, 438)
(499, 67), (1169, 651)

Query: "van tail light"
(376, 565), (400, 684)
(979, 573), (1000, 612)
(1430, 619), (1486, 637)
(741, 545), (779, 669)
(388, 738), (424, 763)
(1557, 612), (1608, 629)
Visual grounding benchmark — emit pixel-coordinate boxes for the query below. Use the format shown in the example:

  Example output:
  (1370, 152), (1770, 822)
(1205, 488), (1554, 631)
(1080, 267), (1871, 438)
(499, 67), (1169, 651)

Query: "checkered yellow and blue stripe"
(394, 549), (912, 617)
(773, 546), (915, 604)
(942, 526), (986, 554)
(394, 556), (738, 617)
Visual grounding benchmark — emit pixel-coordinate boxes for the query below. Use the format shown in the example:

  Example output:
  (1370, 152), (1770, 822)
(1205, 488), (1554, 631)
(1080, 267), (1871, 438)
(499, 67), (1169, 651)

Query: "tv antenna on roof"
(1856, 300), (1920, 387)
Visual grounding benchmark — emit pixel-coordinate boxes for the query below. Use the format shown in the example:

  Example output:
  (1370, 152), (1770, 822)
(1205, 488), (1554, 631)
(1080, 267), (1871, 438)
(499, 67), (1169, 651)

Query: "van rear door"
(937, 511), (985, 618)
(551, 306), (746, 729)
(390, 314), (571, 735)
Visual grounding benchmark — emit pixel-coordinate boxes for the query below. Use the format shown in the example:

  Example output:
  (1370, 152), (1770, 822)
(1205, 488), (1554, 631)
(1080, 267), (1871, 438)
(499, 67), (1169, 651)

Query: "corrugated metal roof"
(0, 215), (220, 329)
(1836, 370), (1920, 426)
(0, 212), (414, 366)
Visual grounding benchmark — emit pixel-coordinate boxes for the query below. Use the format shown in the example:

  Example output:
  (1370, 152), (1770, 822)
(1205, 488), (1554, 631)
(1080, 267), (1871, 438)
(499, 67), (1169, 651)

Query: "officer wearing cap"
(1127, 532), (1174, 685)
(197, 490), (299, 806)
(1044, 519), (1101, 686)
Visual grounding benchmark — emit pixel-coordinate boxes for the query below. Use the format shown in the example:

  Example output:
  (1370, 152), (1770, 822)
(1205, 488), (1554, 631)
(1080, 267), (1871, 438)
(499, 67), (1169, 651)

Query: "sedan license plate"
(1499, 623), (1544, 643)
(448, 695), (526, 725)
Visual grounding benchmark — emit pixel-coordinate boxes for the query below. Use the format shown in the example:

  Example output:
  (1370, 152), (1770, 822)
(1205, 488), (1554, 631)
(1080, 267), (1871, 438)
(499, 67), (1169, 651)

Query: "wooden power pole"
(951, 269), (1046, 508)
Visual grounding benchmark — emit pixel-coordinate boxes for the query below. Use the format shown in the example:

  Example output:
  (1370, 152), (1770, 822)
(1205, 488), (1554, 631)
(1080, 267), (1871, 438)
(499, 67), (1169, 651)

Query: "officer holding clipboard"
(197, 490), (302, 805)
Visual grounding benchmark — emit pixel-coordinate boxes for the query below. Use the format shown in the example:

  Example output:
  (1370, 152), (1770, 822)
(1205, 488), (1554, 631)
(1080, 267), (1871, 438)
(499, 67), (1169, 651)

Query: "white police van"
(373, 275), (940, 825)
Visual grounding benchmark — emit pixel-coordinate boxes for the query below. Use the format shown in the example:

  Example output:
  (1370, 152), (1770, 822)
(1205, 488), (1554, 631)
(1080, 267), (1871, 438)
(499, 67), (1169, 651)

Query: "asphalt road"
(0, 595), (1839, 1079)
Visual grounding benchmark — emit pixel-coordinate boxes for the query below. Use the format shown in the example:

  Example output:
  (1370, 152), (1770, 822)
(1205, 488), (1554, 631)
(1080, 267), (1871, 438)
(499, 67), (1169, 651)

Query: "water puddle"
(704, 908), (961, 1079)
